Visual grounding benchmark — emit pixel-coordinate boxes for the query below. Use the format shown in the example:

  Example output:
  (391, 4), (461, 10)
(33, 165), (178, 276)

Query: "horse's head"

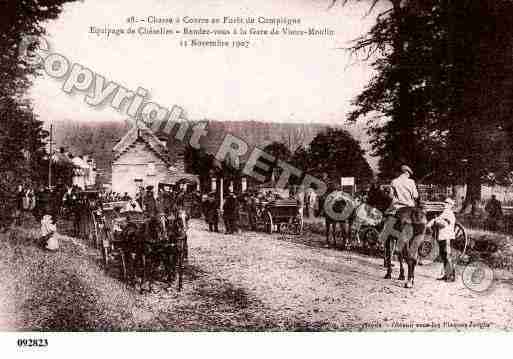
(165, 208), (188, 241)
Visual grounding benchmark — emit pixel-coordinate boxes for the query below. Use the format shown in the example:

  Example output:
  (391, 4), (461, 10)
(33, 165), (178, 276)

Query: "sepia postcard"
(1, 0), (513, 355)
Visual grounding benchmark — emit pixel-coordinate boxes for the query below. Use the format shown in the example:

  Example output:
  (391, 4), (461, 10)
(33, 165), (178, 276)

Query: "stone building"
(111, 126), (198, 197)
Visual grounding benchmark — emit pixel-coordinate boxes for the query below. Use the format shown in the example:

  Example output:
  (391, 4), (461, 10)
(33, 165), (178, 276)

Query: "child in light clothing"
(427, 198), (456, 282)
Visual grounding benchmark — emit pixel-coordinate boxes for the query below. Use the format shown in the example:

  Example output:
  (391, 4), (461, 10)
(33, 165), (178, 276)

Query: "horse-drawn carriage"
(260, 199), (303, 235)
(241, 199), (303, 234)
(89, 200), (189, 292)
(239, 188), (303, 235)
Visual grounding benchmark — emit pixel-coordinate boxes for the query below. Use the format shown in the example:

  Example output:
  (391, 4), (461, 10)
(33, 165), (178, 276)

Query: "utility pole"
(48, 122), (53, 189)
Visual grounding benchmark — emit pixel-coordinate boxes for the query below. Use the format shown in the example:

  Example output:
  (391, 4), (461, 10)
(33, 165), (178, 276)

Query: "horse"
(120, 206), (189, 293)
(319, 190), (353, 249)
(163, 207), (189, 291)
(382, 205), (428, 288)
(320, 186), (391, 250)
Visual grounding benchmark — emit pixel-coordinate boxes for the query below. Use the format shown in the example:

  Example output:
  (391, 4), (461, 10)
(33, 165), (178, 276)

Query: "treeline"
(341, 0), (513, 208)
(0, 1), (80, 205)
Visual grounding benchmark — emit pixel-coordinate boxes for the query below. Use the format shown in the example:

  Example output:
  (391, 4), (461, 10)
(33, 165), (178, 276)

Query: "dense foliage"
(292, 127), (373, 188)
(340, 0), (513, 205)
(0, 0), (80, 199)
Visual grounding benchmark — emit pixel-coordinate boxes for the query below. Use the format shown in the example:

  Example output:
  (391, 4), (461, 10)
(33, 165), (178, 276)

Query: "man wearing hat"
(143, 185), (158, 218)
(223, 190), (240, 234)
(389, 165), (418, 212)
(427, 197), (456, 282)
(379, 164), (419, 266)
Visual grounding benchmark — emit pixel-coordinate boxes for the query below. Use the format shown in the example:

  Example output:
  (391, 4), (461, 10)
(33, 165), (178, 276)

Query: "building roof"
(113, 125), (171, 165)
(161, 172), (199, 185)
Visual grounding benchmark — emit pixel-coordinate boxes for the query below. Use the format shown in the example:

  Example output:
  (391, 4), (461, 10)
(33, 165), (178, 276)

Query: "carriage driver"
(378, 165), (419, 265)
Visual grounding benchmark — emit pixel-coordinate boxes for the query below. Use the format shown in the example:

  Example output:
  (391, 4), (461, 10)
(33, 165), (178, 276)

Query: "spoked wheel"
(450, 222), (468, 264)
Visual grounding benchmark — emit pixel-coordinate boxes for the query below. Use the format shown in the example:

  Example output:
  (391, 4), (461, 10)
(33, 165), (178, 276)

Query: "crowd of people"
(3, 173), (510, 273)
(198, 185), (322, 235)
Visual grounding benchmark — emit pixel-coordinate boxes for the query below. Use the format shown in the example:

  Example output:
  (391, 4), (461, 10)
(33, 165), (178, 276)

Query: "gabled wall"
(112, 140), (170, 197)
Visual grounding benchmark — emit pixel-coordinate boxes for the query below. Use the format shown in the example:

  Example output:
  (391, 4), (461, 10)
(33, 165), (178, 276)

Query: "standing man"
(205, 192), (219, 232)
(143, 185), (158, 218)
(485, 194), (503, 231)
(427, 197), (456, 282)
(247, 191), (258, 230)
(135, 186), (144, 208)
(162, 186), (173, 216)
(223, 191), (239, 234)
(295, 185), (305, 227)
(307, 186), (317, 218)
(14, 185), (24, 226)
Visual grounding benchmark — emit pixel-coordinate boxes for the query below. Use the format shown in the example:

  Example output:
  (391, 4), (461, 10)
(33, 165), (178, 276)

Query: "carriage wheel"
(450, 222), (468, 264)
(264, 212), (273, 234)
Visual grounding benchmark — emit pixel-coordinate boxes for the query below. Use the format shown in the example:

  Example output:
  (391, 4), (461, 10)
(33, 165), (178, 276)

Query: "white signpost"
(340, 177), (356, 195)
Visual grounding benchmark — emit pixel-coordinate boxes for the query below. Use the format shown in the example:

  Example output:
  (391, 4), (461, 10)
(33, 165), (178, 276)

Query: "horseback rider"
(379, 165), (419, 266)
(388, 165), (418, 213)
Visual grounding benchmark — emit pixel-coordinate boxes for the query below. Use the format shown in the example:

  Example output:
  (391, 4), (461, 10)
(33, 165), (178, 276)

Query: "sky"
(27, 0), (382, 127)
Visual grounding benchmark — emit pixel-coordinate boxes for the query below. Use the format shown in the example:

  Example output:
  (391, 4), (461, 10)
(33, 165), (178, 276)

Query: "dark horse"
(119, 208), (189, 293)
(382, 206), (428, 288)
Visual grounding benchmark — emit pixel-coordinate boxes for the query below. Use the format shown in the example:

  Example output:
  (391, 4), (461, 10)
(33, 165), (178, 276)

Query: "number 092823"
(17, 338), (48, 347)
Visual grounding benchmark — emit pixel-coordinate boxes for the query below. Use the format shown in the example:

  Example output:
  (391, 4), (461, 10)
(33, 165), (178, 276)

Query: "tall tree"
(260, 142), (292, 183)
(0, 0), (80, 192)
(304, 127), (373, 188)
(341, 0), (513, 208)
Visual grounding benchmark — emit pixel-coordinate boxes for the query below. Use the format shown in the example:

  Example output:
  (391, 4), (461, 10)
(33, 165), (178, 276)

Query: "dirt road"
(1, 219), (512, 331)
